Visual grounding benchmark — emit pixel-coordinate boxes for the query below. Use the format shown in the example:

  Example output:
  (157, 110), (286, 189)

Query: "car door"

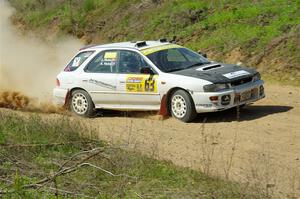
(116, 50), (161, 110)
(80, 50), (118, 107)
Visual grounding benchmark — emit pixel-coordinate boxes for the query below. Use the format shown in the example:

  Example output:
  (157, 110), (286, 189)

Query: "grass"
(7, 0), (300, 85)
(9, 0), (300, 49)
(0, 110), (260, 198)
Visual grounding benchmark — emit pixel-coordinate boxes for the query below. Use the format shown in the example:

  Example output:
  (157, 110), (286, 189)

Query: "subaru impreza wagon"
(53, 40), (265, 122)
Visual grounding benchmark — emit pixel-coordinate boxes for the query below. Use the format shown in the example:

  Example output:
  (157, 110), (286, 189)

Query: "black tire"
(70, 89), (95, 117)
(170, 89), (197, 122)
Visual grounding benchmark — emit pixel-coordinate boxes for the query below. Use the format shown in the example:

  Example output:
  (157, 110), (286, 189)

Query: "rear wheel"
(70, 90), (95, 117)
(170, 89), (197, 122)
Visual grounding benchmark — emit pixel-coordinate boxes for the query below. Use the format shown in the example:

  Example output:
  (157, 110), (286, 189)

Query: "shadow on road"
(95, 109), (158, 118)
(193, 105), (293, 123)
(95, 105), (293, 123)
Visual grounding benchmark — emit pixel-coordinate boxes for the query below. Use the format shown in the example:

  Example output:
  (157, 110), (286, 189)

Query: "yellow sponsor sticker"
(126, 75), (158, 93)
(104, 52), (117, 59)
(141, 44), (181, 55)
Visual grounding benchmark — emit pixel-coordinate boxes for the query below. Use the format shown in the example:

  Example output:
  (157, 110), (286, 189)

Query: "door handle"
(119, 81), (125, 84)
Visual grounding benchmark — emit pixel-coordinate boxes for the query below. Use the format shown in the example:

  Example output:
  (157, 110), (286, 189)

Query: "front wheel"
(70, 90), (95, 117)
(170, 89), (197, 122)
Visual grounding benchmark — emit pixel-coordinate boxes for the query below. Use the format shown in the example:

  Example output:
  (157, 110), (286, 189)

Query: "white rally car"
(53, 40), (265, 122)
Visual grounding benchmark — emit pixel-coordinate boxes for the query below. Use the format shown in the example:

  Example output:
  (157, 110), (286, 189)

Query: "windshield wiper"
(167, 67), (186, 72)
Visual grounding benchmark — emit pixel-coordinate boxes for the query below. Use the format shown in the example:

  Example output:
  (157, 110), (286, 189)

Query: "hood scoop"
(172, 62), (257, 84)
(196, 64), (223, 71)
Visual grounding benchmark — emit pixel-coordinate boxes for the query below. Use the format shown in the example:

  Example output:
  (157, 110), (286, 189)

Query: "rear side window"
(84, 51), (118, 73)
(64, 51), (94, 72)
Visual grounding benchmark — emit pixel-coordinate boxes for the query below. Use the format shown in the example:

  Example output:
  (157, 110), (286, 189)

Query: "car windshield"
(146, 47), (210, 72)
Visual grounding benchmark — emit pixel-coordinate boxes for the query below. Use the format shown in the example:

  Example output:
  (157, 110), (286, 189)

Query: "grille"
(231, 76), (252, 87)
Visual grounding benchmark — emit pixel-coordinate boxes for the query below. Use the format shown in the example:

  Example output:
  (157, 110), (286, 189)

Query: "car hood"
(171, 63), (257, 84)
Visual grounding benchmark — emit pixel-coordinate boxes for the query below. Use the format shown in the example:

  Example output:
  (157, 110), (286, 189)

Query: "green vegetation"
(0, 111), (260, 198)
(7, 0), (300, 83)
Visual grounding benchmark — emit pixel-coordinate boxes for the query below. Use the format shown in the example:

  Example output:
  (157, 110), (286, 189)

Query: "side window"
(118, 51), (149, 74)
(85, 51), (118, 73)
(64, 51), (94, 72)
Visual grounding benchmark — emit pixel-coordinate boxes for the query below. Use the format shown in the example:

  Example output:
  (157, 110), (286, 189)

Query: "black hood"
(171, 63), (257, 84)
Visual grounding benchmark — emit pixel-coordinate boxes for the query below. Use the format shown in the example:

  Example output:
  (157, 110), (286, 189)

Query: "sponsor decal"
(97, 52), (117, 67)
(72, 57), (81, 67)
(127, 77), (143, 83)
(223, 70), (250, 79)
(100, 59), (116, 66)
(85, 79), (116, 90)
(141, 44), (181, 55)
(104, 52), (117, 59)
(125, 75), (158, 93)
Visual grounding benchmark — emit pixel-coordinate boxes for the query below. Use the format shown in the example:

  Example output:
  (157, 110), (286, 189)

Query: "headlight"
(252, 73), (261, 82)
(203, 83), (230, 92)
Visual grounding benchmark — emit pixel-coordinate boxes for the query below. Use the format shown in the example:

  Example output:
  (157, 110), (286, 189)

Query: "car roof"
(83, 41), (175, 51)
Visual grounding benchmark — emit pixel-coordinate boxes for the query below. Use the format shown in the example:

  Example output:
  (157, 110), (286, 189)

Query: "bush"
(83, 0), (96, 13)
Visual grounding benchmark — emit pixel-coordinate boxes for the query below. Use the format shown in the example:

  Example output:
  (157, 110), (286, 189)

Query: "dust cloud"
(0, 0), (82, 100)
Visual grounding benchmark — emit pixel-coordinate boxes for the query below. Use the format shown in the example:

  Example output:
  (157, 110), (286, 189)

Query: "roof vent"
(159, 38), (168, 43)
(135, 41), (147, 48)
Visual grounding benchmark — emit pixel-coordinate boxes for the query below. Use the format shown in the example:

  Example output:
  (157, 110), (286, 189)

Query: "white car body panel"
(80, 72), (118, 106)
(116, 74), (161, 107)
(192, 79), (264, 112)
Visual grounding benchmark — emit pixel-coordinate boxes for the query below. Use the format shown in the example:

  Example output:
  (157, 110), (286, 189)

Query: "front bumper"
(53, 88), (69, 106)
(192, 80), (265, 113)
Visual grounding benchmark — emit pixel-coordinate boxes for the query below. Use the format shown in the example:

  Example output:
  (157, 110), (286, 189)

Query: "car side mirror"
(198, 51), (207, 58)
(140, 67), (154, 75)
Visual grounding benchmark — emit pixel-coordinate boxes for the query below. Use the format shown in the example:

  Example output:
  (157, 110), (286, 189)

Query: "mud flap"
(159, 94), (168, 116)
(63, 89), (71, 110)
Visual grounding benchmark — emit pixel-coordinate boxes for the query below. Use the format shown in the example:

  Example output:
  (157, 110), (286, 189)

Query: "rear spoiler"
(79, 44), (98, 51)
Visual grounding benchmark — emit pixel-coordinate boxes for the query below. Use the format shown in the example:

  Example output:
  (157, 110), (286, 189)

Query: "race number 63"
(145, 79), (155, 92)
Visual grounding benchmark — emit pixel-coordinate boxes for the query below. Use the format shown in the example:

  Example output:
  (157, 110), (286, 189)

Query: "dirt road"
(85, 83), (300, 198)
(1, 83), (300, 198)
